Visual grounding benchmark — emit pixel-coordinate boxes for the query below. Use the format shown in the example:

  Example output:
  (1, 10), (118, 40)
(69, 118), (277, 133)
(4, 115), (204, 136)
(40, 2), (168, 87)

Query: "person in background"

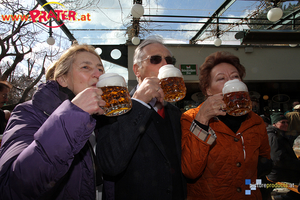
(0, 81), (12, 135)
(180, 51), (271, 200)
(285, 104), (300, 145)
(251, 96), (260, 115)
(267, 112), (300, 200)
(0, 44), (105, 200)
(260, 114), (271, 128)
(96, 35), (187, 200)
(284, 100), (300, 115)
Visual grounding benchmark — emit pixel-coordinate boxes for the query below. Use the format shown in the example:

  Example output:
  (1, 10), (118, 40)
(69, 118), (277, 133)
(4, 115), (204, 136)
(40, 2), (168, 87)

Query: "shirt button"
(234, 138), (239, 142)
(237, 187), (242, 192)
(236, 162), (241, 167)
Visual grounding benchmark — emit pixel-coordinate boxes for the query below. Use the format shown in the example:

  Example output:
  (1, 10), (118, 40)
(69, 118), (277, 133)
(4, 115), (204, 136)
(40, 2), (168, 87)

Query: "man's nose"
(161, 57), (168, 66)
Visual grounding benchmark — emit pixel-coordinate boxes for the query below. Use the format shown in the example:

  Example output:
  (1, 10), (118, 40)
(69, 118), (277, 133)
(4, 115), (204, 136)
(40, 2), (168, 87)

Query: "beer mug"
(96, 73), (132, 116)
(222, 79), (252, 116)
(158, 65), (186, 102)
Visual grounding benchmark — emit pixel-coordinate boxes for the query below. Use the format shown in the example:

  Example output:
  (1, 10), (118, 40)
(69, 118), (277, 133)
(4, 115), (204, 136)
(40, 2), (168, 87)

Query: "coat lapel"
(146, 108), (169, 160)
(130, 86), (182, 162)
(146, 103), (182, 162)
(165, 103), (182, 161)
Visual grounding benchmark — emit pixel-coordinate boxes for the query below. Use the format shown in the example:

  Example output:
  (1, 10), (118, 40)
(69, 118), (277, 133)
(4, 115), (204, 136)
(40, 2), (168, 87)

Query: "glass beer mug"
(222, 79), (252, 116)
(96, 73), (132, 116)
(158, 65), (186, 102)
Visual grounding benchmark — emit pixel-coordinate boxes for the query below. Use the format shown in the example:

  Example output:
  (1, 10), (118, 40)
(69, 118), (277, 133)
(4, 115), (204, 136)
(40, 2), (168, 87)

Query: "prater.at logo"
(2, 1), (91, 27)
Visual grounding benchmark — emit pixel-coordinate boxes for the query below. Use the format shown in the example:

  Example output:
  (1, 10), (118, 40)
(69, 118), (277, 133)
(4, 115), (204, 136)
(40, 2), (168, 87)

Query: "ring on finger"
(219, 104), (223, 110)
(220, 105), (226, 111)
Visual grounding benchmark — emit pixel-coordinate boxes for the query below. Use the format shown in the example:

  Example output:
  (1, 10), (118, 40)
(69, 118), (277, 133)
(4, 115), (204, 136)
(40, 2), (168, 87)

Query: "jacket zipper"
(236, 132), (246, 160)
(87, 140), (98, 200)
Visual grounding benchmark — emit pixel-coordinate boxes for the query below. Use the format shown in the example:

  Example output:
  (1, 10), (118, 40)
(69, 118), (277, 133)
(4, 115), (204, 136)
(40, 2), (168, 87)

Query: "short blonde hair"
(46, 44), (101, 81)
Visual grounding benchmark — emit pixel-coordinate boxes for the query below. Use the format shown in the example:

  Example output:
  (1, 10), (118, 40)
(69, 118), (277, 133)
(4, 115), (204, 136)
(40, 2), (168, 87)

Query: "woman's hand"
(132, 77), (164, 104)
(71, 87), (106, 115)
(195, 93), (226, 125)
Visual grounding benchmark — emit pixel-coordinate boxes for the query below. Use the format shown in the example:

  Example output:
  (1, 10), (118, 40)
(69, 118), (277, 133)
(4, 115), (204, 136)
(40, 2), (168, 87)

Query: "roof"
(37, 0), (300, 46)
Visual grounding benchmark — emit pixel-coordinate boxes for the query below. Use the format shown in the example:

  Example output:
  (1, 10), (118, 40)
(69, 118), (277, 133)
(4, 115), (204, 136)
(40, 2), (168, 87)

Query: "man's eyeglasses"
(141, 55), (176, 65)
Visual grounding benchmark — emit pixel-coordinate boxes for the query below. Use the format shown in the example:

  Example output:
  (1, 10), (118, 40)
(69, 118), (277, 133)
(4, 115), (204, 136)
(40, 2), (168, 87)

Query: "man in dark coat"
(267, 112), (300, 199)
(96, 35), (186, 200)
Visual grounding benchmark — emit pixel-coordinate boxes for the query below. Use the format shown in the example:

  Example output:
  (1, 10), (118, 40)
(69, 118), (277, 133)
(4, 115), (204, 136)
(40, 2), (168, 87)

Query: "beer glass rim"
(158, 64), (183, 79)
(222, 79), (248, 94)
(97, 73), (126, 87)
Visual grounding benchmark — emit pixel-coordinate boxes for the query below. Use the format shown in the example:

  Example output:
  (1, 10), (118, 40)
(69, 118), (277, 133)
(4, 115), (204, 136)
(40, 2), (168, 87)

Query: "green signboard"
(180, 64), (197, 75)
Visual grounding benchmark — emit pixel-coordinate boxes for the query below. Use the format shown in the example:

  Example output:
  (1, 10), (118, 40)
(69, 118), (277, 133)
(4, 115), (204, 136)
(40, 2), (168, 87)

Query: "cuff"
(190, 120), (217, 145)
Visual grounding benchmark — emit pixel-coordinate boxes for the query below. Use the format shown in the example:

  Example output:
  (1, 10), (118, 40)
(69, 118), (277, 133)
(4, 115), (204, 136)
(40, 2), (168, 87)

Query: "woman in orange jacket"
(181, 51), (271, 200)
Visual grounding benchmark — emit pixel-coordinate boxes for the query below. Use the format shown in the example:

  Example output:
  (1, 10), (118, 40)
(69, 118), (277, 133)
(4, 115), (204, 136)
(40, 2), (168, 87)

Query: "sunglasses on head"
(142, 55), (176, 65)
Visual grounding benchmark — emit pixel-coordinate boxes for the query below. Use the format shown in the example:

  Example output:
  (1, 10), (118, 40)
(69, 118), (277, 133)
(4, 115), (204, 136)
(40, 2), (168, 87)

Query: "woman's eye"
(232, 75), (240, 79)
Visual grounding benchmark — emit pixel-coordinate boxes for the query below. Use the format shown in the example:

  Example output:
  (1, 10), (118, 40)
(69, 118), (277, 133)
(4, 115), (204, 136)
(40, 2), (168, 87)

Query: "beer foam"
(96, 73), (126, 87)
(222, 79), (248, 94)
(157, 64), (183, 79)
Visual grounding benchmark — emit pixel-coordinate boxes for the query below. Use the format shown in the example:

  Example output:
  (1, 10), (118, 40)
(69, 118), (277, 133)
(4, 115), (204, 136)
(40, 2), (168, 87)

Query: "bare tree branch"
(18, 55), (46, 103)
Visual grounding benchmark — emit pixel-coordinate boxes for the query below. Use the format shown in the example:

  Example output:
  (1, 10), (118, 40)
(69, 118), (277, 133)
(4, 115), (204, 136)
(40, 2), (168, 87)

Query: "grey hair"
(133, 35), (171, 68)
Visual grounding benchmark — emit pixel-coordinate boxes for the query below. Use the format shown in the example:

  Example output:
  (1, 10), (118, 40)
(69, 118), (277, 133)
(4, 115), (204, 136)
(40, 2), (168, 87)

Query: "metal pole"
(49, 18), (52, 37)
(133, 0), (142, 4)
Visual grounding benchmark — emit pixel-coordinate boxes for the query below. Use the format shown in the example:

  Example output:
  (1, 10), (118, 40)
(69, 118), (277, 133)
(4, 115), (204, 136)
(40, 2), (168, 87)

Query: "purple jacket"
(0, 81), (97, 200)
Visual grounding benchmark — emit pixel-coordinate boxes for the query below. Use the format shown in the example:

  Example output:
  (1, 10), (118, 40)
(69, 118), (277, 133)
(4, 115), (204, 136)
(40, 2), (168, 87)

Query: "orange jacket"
(181, 104), (270, 200)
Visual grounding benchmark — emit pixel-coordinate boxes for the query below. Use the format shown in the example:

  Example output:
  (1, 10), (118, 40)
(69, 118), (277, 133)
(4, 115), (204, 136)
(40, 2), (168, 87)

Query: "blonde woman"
(0, 44), (105, 200)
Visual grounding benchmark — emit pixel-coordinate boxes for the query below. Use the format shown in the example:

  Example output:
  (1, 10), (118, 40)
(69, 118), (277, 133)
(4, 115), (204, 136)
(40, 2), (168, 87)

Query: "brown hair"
(0, 81), (12, 92)
(46, 44), (101, 81)
(199, 51), (246, 96)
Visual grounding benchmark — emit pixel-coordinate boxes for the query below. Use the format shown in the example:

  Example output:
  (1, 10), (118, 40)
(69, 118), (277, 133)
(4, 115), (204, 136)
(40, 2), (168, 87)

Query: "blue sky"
(63, 0), (263, 45)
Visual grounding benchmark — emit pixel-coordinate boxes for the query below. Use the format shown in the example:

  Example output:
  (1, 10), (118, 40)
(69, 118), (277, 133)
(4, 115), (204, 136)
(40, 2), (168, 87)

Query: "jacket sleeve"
(0, 100), (95, 199)
(256, 122), (272, 177)
(96, 100), (153, 176)
(180, 111), (212, 180)
(259, 124), (271, 159)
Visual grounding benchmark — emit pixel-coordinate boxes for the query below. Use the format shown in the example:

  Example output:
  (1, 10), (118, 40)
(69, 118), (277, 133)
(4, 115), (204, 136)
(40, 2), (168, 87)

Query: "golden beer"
(100, 86), (132, 116)
(158, 64), (186, 102)
(223, 91), (252, 116)
(159, 77), (186, 102)
(97, 73), (132, 116)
